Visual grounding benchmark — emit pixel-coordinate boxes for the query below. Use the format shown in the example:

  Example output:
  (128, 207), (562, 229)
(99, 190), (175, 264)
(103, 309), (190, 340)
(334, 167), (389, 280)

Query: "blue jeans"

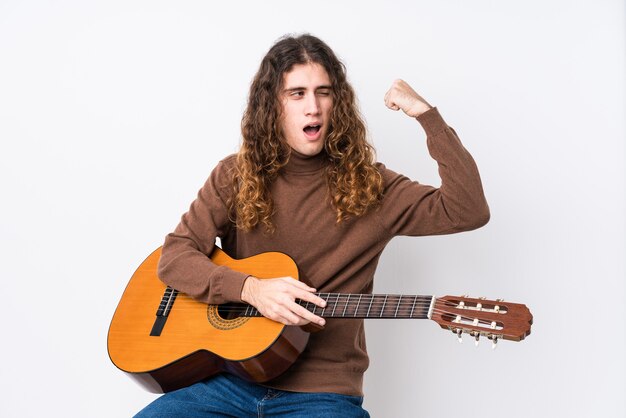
(134, 374), (370, 417)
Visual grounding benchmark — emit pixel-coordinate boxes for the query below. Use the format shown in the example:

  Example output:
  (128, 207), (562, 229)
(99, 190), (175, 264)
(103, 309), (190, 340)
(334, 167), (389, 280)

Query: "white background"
(1, 1), (624, 417)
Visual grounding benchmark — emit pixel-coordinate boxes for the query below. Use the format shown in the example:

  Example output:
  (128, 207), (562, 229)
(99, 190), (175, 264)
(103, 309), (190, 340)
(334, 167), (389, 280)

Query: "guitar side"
(107, 247), (309, 393)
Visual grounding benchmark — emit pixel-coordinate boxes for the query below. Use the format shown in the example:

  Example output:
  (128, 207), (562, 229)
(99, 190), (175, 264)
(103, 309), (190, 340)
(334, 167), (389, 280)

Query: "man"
(135, 34), (489, 417)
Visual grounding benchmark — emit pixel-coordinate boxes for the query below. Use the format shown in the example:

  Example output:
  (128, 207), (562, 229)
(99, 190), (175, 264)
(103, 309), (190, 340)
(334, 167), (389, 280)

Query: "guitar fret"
(380, 295), (388, 317)
(355, 294), (362, 317)
(342, 294), (351, 317)
(410, 296), (417, 318)
(394, 295), (402, 318)
(366, 295), (374, 317)
(331, 294), (338, 317)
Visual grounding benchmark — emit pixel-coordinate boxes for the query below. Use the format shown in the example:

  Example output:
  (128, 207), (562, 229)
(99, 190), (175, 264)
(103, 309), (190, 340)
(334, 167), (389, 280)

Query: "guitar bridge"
(150, 286), (179, 336)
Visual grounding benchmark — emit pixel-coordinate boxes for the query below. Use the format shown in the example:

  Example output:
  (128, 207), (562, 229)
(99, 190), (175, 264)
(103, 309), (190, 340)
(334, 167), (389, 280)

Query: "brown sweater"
(157, 107), (490, 396)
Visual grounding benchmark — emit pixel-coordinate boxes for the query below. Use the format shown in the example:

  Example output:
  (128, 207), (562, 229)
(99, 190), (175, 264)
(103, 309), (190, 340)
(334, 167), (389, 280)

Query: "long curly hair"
(232, 34), (383, 232)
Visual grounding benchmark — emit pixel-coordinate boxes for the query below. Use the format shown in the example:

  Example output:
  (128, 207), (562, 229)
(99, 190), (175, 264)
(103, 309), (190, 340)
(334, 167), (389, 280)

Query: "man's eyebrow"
(283, 85), (333, 92)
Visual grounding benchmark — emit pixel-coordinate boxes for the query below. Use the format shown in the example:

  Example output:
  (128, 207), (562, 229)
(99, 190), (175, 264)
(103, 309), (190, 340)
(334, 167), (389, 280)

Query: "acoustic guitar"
(107, 247), (532, 393)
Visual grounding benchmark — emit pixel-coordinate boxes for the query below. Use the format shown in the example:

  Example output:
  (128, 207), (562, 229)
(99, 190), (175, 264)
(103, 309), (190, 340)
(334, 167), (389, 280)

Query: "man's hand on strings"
(241, 276), (327, 327)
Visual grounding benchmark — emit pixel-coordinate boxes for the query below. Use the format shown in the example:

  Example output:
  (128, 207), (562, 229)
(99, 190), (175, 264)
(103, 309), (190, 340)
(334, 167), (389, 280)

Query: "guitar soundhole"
(206, 304), (250, 330)
(217, 303), (246, 320)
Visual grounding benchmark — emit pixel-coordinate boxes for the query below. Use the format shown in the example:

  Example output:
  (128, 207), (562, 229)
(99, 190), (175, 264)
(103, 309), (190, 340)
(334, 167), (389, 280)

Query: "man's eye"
(291, 91), (304, 97)
(318, 90), (331, 96)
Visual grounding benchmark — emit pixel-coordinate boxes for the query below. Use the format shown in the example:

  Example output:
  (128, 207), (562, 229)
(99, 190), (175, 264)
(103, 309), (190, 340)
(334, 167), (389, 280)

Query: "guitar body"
(107, 247), (309, 393)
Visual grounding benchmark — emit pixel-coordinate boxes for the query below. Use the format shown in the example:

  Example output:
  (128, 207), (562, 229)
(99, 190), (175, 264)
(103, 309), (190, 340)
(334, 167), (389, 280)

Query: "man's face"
(280, 63), (333, 156)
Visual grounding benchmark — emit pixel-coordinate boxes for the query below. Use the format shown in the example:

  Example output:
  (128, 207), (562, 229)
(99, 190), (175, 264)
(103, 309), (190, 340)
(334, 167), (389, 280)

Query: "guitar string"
(171, 293), (437, 312)
(170, 293), (498, 317)
(173, 293), (496, 310)
(156, 294), (503, 328)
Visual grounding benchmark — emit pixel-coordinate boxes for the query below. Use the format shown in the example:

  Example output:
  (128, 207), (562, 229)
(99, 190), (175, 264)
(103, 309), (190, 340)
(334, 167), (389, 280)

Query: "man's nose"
(304, 94), (320, 115)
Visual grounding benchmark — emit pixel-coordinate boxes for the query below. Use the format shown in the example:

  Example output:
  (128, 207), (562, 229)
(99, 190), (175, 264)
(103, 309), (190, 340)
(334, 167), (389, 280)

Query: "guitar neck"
(242, 294), (436, 319)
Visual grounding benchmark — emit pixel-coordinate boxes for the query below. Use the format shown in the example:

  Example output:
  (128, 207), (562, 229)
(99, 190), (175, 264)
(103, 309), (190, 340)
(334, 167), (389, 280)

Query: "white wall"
(1, 1), (623, 417)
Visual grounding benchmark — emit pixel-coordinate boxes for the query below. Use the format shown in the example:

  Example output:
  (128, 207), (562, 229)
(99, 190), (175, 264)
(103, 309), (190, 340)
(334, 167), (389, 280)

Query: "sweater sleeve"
(379, 107), (490, 236)
(156, 157), (249, 304)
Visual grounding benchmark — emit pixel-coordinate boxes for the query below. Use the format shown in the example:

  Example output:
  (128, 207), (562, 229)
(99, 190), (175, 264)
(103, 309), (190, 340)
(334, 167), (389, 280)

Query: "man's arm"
(380, 79), (490, 236)
(157, 158), (250, 304)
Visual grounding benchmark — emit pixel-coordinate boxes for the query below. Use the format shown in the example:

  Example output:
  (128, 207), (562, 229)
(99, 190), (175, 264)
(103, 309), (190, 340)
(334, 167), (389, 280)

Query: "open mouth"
(303, 124), (321, 135)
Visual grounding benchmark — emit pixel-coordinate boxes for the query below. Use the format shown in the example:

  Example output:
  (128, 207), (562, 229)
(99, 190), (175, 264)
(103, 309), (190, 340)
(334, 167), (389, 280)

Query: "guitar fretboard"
(241, 294), (435, 319)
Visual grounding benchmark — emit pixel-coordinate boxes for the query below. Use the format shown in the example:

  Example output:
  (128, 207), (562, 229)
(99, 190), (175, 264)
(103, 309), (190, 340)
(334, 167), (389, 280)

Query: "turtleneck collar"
(283, 148), (329, 174)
